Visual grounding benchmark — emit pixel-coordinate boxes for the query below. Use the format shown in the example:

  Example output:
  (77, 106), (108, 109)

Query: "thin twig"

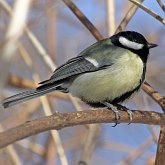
(62, 0), (104, 40)
(101, 140), (133, 153)
(129, 0), (165, 25)
(25, 29), (56, 71)
(0, 0), (32, 93)
(44, 136), (57, 164)
(0, 125), (22, 165)
(156, 0), (165, 13)
(119, 138), (153, 165)
(106, 0), (116, 36)
(78, 124), (100, 165)
(115, 0), (144, 33)
(142, 94), (159, 143)
(155, 126), (165, 165)
(8, 75), (35, 89)
(5, 146), (22, 165)
(16, 140), (45, 156)
(142, 82), (165, 111)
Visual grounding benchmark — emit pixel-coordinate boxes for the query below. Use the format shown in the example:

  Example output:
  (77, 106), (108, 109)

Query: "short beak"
(147, 43), (158, 49)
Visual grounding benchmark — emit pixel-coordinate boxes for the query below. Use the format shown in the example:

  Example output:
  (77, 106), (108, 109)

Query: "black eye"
(133, 39), (138, 43)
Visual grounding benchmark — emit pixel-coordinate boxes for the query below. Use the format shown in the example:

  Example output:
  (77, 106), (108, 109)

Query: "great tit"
(2, 31), (157, 124)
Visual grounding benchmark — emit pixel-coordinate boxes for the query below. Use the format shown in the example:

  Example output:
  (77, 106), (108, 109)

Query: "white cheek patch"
(85, 57), (99, 67)
(119, 36), (144, 50)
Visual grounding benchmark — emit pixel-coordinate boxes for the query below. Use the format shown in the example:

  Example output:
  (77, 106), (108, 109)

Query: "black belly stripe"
(110, 84), (141, 104)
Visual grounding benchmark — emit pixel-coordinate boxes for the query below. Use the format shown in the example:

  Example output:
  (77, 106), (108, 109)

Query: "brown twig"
(62, 0), (104, 40)
(129, 0), (165, 25)
(78, 124), (100, 165)
(156, 0), (165, 13)
(8, 74), (35, 89)
(106, 0), (116, 36)
(120, 138), (153, 165)
(142, 82), (165, 111)
(115, 0), (144, 33)
(155, 126), (165, 165)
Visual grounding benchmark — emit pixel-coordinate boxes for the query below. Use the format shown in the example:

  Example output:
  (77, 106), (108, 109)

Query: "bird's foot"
(102, 102), (133, 126)
(102, 102), (120, 127)
(115, 104), (133, 125)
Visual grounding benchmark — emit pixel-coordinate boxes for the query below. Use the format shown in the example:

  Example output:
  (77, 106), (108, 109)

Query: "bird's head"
(111, 31), (157, 63)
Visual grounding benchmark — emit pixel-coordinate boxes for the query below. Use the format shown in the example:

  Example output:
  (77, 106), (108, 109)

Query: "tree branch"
(62, 0), (104, 40)
(0, 108), (165, 149)
(142, 82), (165, 111)
(129, 0), (165, 25)
(115, 0), (144, 34)
(155, 126), (165, 165)
(156, 0), (165, 13)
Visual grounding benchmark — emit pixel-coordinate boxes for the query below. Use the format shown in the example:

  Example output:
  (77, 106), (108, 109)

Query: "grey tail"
(2, 84), (61, 108)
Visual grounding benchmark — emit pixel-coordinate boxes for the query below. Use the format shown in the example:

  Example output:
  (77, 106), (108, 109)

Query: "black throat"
(129, 48), (149, 64)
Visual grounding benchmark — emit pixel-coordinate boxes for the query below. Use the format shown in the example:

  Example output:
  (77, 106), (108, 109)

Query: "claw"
(126, 110), (133, 125)
(116, 104), (133, 124)
(102, 102), (120, 126)
(111, 107), (120, 127)
(102, 102), (133, 126)
(112, 123), (118, 127)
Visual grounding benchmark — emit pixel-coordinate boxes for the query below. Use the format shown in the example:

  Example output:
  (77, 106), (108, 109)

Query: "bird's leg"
(115, 104), (133, 125)
(102, 102), (133, 126)
(102, 102), (120, 127)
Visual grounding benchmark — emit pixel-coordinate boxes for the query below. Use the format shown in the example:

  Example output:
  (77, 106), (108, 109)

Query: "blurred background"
(0, 0), (165, 164)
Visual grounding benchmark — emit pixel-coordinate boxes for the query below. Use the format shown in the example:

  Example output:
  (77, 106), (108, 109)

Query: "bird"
(2, 31), (157, 125)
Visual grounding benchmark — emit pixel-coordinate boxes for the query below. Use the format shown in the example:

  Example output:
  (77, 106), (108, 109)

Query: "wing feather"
(39, 39), (116, 85)
(39, 56), (98, 85)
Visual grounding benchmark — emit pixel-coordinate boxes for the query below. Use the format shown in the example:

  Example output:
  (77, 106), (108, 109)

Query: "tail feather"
(2, 84), (60, 108)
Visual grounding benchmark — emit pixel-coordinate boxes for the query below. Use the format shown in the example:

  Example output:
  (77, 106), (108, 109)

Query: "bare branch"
(0, 109), (164, 149)
(129, 0), (165, 25)
(142, 82), (165, 111)
(106, 0), (116, 36)
(156, 0), (165, 13)
(62, 0), (104, 40)
(119, 138), (153, 165)
(155, 126), (165, 165)
(115, 0), (144, 33)
(78, 124), (100, 165)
